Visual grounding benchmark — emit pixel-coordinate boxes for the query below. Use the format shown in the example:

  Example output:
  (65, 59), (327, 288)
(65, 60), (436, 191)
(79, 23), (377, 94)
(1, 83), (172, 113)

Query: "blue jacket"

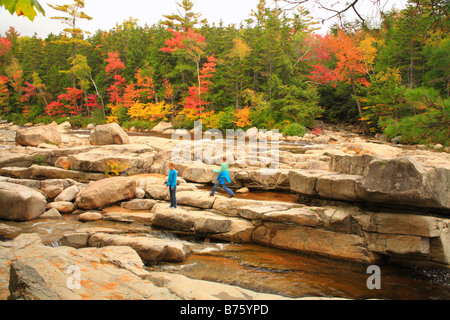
(216, 170), (231, 184)
(166, 169), (178, 188)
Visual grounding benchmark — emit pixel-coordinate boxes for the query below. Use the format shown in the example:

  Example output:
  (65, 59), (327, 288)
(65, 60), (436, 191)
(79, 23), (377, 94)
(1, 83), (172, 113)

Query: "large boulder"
(241, 169), (291, 190)
(15, 125), (61, 147)
(89, 123), (130, 145)
(54, 185), (79, 202)
(176, 191), (215, 209)
(289, 170), (334, 196)
(357, 157), (450, 211)
(340, 142), (403, 158)
(150, 205), (232, 234)
(151, 121), (173, 133)
(355, 212), (450, 266)
(262, 207), (324, 228)
(4, 234), (178, 300)
(150, 207), (195, 232)
(0, 182), (47, 221)
(252, 222), (379, 263)
(75, 176), (136, 209)
(148, 272), (291, 300)
(316, 173), (360, 201)
(181, 164), (216, 183)
(329, 154), (375, 175)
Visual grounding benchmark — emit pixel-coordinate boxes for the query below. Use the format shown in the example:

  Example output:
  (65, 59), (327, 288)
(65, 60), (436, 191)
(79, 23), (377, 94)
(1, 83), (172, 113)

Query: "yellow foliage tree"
(357, 34), (378, 73)
(233, 107), (252, 128)
(106, 103), (120, 123)
(199, 110), (220, 129)
(127, 101), (169, 121)
(178, 106), (198, 122)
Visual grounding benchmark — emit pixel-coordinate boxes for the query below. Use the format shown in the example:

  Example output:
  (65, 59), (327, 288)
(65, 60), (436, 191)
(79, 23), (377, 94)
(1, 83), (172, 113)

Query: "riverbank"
(0, 120), (449, 300)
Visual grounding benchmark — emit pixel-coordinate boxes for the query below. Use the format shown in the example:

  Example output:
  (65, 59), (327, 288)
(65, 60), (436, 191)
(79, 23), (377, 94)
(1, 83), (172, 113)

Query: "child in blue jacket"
(210, 159), (234, 198)
(166, 162), (178, 208)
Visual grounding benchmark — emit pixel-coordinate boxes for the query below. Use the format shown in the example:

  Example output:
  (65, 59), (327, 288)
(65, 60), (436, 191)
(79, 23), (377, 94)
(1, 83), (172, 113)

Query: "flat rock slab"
(3, 234), (177, 300)
(88, 232), (191, 264)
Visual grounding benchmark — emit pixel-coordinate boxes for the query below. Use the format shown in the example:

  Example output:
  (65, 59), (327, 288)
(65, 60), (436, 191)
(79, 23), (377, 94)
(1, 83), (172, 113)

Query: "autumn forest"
(0, 0), (448, 145)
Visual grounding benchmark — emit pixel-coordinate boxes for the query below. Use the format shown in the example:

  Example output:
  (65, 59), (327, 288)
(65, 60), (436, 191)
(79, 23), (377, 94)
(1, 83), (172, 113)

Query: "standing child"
(210, 158), (234, 198)
(166, 162), (178, 209)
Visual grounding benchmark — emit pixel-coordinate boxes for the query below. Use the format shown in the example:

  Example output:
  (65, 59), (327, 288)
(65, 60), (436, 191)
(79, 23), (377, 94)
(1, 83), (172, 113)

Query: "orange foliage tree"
(182, 54), (217, 116)
(160, 28), (215, 119)
(233, 106), (252, 128)
(46, 87), (83, 116)
(307, 30), (374, 133)
(0, 76), (10, 113)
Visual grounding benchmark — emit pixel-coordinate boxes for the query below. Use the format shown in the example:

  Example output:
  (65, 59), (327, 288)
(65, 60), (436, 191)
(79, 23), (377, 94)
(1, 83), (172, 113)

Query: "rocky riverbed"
(0, 120), (449, 300)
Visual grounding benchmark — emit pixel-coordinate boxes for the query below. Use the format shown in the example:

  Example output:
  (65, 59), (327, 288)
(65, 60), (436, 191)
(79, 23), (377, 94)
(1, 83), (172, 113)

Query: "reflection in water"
(152, 241), (450, 300)
(198, 186), (299, 203)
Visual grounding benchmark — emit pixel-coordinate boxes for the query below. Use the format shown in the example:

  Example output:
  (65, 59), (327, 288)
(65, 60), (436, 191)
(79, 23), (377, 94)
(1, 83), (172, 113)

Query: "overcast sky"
(0, 0), (407, 38)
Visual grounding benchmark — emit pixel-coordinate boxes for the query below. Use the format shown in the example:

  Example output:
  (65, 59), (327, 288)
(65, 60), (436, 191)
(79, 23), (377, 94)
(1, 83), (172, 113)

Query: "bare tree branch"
(277, 0), (390, 26)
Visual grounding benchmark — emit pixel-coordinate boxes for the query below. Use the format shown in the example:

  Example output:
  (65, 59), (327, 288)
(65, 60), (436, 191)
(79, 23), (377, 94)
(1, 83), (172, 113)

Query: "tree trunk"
(235, 80), (239, 108)
(89, 74), (105, 116)
(351, 78), (369, 135)
(196, 58), (201, 99)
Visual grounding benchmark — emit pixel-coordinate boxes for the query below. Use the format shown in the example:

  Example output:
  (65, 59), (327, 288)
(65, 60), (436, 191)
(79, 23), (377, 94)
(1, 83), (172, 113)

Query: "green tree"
(69, 54), (104, 113)
(48, 0), (93, 87)
(224, 37), (251, 108)
(423, 37), (449, 95)
(362, 67), (407, 132)
(375, 3), (432, 89)
(161, 0), (207, 31)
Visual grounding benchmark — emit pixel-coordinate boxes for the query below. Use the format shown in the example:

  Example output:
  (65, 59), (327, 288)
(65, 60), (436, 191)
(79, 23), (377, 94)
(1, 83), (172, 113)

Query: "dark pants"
(169, 185), (177, 208)
(210, 180), (234, 197)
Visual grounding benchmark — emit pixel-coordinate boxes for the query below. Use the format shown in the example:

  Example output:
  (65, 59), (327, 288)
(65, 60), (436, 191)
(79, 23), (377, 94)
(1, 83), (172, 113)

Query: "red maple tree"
(84, 94), (101, 115)
(183, 54), (217, 114)
(0, 37), (11, 62)
(160, 28), (210, 115)
(134, 69), (155, 102)
(160, 28), (206, 56)
(0, 76), (11, 113)
(307, 30), (371, 133)
(105, 51), (126, 75)
(46, 87), (83, 116)
(105, 51), (127, 107)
